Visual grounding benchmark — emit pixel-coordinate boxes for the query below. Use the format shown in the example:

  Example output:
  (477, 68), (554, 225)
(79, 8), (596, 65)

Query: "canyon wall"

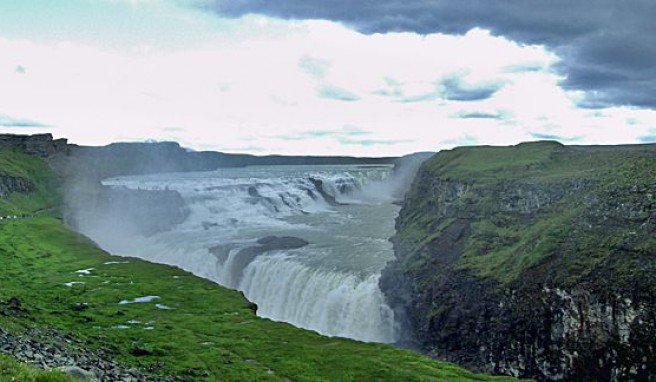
(381, 142), (656, 380)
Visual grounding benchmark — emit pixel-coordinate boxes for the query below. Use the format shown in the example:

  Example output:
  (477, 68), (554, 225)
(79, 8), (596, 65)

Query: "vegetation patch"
(398, 142), (656, 285)
(0, 354), (69, 382)
(423, 141), (563, 181)
(0, 149), (60, 216)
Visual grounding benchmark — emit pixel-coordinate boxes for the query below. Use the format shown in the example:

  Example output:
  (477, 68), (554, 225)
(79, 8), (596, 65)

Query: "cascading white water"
(81, 165), (401, 343)
(240, 253), (397, 342)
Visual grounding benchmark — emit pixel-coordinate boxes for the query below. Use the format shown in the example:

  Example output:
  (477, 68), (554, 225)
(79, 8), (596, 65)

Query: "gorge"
(381, 141), (656, 380)
(2, 133), (655, 381)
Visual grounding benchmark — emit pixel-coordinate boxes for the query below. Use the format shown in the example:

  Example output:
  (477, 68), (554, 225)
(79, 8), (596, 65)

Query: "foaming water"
(241, 253), (396, 342)
(80, 165), (401, 343)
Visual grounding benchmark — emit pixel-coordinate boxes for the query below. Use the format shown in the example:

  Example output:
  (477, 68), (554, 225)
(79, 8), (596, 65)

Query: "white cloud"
(1, 10), (655, 156)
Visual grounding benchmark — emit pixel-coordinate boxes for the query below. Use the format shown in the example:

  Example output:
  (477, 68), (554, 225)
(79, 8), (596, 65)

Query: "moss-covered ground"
(0, 149), (60, 216)
(0, 148), (516, 381)
(399, 141), (656, 286)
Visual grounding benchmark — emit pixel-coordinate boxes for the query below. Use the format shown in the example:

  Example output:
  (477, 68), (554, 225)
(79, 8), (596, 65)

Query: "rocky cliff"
(380, 141), (656, 381)
(0, 175), (33, 198)
(0, 133), (69, 157)
(0, 143), (61, 215)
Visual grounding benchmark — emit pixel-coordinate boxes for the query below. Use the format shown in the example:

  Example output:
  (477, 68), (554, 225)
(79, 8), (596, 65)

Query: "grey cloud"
(338, 137), (414, 146)
(530, 132), (583, 143)
(399, 92), (440, 103)
(162, 126), (185, 132)
(197, 0), (656, 109)
(454, 110), (504, 120)
(318, 85), (361, 101)
(441, 134), (479, 146)
(372, 88), (402, 98)
(398, 75), (503, 103)
(502, 63), (547, 74)
(372, 77), (403, 98)
(279, 127), (371, 141)
(299, 56), (330, 79)
(441, 76), (502, 102)
(0, 113), (49, 128)
(638, 129), (656, 143)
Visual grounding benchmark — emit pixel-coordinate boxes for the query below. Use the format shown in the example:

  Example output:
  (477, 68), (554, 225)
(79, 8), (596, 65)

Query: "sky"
(1, 0), (655, 156)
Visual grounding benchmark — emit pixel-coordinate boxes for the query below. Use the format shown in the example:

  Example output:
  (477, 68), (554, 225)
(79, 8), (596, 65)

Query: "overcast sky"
(1, 0), (655, 156)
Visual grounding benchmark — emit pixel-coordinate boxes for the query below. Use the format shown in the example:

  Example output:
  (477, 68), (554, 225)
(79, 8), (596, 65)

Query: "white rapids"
(80, 165), (403, 343)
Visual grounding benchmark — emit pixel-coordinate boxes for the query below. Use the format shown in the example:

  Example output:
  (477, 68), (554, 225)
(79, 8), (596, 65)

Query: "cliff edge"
(380, 141), (656, 380)
(0, 133), (69, 158)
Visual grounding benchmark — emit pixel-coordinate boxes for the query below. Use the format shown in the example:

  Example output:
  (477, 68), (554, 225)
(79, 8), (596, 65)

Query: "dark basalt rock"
(256, 236), (309, 250)
(0, 296), (27, 317)
(248, 186), (260, 197)
(308, 177), (343, 206)
(208, 244), (234, 265)
(0, 133), (69, 157)
(130, 346), (155, 357)
(0, 176), (34, 197)
(72, 303), (89, 312)
(220, 236), (310, 288)
(380, 142), (656, 381)
(0, 327), (174, 381)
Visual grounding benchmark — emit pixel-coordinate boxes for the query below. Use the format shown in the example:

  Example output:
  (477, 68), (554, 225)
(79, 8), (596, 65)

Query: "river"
(79, 165), (401, 343)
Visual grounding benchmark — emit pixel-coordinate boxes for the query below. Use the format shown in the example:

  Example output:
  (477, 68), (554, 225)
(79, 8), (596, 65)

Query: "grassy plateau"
(398, 141), (656, 285)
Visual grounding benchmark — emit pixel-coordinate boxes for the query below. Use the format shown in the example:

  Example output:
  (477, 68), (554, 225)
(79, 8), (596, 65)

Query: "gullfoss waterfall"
(77, 165), (402, 343)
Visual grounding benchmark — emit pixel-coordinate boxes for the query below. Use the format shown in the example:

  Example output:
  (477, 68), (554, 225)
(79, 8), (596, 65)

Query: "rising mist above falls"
(62, 148), (428, 343)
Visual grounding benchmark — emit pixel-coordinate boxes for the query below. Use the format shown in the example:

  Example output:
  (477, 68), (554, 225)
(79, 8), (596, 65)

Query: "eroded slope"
(381, 141), (656, 380)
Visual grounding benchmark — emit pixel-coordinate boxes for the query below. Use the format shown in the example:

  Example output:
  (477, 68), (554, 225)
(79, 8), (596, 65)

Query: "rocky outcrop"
(381, 142), (656, 381)
(0, 133), (69, 157)
(0, 175), (34, 197)
(309, 178), (343, 206)
(0, 326), (173, 381)
(211, 236), (309, 288)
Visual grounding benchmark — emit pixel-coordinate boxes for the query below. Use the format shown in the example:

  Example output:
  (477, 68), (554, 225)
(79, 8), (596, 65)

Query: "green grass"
(0, 354), (70, 382)
(397, 141), (656, 285)
(0, 216), (517, 381)
(423, 141), (564, 181)
(458, 206), (577, 282)
(0, 149), (516, 380)
(0, 149), (60, 216)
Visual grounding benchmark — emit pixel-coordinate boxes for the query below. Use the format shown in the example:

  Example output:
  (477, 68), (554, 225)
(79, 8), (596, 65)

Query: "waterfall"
(81, 165), (401, 343)
(239, 253), (398, 342)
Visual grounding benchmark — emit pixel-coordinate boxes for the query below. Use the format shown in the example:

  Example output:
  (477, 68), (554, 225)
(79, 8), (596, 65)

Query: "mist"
(59, 142), (432, 343)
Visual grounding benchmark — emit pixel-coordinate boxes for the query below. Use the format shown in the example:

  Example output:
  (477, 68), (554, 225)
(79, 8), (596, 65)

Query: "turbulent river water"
(82, 165), (401, 343)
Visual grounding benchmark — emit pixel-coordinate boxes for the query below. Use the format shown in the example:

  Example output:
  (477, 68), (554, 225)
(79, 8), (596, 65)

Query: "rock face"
(210, 236), (309, 288)
(380, 142), (656, 381)
(0, 175), (33, 197)
(0, 326), (172, 381)
(0, 133), (69, 157)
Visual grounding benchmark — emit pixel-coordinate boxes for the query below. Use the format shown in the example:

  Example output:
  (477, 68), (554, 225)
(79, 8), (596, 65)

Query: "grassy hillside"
(399, 141), (656, 284)
(383, 141), (656, 379)
(0, 149), (60, 216)
(0, 148), (515, 381)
